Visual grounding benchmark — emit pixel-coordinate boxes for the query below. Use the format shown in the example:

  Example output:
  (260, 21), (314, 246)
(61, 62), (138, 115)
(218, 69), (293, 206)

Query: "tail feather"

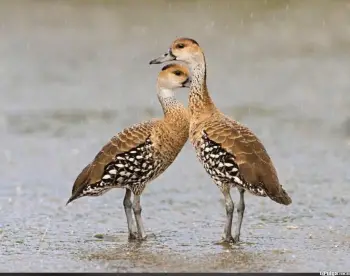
(269, 187), (292, 205)
(66, 163), (92, 205)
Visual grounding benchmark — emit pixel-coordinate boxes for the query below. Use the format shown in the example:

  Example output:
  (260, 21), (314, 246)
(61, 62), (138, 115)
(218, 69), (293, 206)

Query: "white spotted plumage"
(79, 138), (163, 197)
(196, 131), (267, 197)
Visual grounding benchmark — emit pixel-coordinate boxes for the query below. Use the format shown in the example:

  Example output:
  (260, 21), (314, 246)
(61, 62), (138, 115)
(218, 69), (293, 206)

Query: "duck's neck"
(157, 86), (188, 131)
(157, 87), (177, 116)
(188, 53), (216, 118)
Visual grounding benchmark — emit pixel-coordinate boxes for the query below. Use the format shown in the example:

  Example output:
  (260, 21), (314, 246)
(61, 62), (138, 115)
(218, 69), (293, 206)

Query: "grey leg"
(132, 194), (147, 240)
(234, 187), (245, 242)
(221, 186), (234, 243)
(123, 189), (138, 239)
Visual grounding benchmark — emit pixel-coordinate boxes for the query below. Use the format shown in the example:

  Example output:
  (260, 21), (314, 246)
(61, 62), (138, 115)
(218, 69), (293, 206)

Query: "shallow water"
(0, 0), (350, 272)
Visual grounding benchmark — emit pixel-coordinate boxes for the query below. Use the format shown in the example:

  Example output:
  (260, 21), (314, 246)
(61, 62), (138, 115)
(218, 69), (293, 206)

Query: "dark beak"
(149, 49), (176, 64)
(182, 77), (191, 88)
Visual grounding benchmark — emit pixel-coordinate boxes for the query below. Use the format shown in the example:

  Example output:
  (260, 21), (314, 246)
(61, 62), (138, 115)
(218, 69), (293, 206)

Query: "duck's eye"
(176, 43), (185, 49)
(174, 70), (182, 76)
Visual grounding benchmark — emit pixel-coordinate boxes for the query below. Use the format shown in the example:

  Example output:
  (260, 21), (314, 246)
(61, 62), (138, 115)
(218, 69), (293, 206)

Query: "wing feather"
(202, 115), (291, 204)
(71, 120), (157, 195)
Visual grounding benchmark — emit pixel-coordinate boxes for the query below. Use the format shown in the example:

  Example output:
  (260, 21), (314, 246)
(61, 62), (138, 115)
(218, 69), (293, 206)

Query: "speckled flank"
(76, 137), (162, 197)
(198, 131), (267, 197)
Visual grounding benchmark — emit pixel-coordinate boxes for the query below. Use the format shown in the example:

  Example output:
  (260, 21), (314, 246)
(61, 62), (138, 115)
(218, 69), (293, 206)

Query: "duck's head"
(157, 63), (191, 89)
(150, 38), (202, 65)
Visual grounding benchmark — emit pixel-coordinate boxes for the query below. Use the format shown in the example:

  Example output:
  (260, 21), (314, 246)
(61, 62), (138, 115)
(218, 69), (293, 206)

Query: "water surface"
(0, 0), (349, 272)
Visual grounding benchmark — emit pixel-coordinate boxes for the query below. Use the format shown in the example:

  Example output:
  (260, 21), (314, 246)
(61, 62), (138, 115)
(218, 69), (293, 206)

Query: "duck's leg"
(234, 187), (245, 242)
(221, 185), (234, 243)
(123, 189), (138, 240)
(132, 194), (147, 240)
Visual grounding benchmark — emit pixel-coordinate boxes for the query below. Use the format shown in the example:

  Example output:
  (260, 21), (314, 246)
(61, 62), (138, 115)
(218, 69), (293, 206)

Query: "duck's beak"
(182, 77), (191, 88)
(149, 49), (176, 64)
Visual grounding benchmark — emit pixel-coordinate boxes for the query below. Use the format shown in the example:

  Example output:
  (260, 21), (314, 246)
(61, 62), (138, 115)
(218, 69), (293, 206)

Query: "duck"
(149, 38), (292, 243)
(66, 63), (191, 240)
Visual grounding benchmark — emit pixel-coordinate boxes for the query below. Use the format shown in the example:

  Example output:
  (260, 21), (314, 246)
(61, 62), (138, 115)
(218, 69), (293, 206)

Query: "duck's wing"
(202, 116), (291, 205)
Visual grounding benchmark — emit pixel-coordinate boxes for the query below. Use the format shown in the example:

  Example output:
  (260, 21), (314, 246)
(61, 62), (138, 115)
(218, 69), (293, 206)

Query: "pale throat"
(157, 87), (175, 99)
(157, 86), (177, 115)
(189, 55), (204, 69)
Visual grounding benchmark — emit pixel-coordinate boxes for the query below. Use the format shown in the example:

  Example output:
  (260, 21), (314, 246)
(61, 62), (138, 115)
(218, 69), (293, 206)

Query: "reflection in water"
(83, 234), (282, 272)
(0, 0), (349, 272)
